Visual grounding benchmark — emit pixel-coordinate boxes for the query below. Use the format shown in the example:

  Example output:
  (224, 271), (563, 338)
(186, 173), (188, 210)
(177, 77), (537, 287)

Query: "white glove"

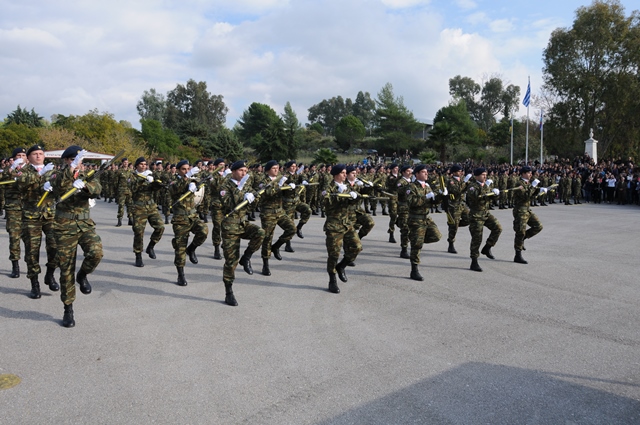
(356, 180), (363, 186)
(10, 158), (24, 170)
(186, 166), (199, 178)
(278, 176), (288, 187)
(89, 198), (96, 209)
(143, 170), (153, 176)
(188, 182), (197, 193)
(439, 187), (448, 196)
(73, 179), (85, 190)
(223, 169), (232, 177)
(70, 150), (88, 168)
(146, 176), (154, 183)
(540, 187), (548, 194)
(365, 182), (373, 187)
(244, 192), (255, 204)
(426, 192), (435, 200)
(349, 191), (358, 199)
(492, 188), (500, 195)
(337, 183), (347, 193)
(464, 173), (472, 182)
(289, 183), (296, 190)
(43, 181), (53, 192)
(302, 180), (308, 185)
(39, 163), (54, 176)
(532, 179), (540, 187)
(486, 179), (493, 186)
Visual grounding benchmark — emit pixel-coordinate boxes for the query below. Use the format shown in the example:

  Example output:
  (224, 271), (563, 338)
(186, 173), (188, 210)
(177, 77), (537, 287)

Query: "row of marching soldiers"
(1, 144), (551, 327)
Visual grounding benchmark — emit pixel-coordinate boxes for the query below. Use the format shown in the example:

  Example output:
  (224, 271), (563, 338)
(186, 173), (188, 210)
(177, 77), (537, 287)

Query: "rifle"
(170, 164), (224, 207)
(224, 179), (274, 218)
(57, 149), (126, 203)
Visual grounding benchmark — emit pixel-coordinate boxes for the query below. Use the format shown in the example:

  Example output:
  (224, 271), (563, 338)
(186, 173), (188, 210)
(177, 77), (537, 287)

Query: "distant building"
(414, 118), (433, 140)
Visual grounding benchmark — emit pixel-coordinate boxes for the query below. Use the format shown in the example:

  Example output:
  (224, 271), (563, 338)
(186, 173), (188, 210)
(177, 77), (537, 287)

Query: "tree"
(372, 83), (423, 156)
(542, 0), (640, 158)
(5, 106), (44, 128)
(237, 102), (288, 162)
(203, 128), (244, 162)
(308, 122), (324, 135)
(137, 88), (166, 123)
(335, 115), (366, 151)
(307, 96), (352, 135)
(429, 100), (478, 162)
(0, 123), (40, 156)
(352, 91), (376, 131)
(141, 119), (182, 156)
(282, 101), (301, 159)
(313, 148), (337, 165)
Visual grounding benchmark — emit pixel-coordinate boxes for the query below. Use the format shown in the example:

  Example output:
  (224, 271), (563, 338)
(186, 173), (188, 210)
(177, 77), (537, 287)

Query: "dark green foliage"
(5, 106), (44, 128)
(335, 115), (366, 151)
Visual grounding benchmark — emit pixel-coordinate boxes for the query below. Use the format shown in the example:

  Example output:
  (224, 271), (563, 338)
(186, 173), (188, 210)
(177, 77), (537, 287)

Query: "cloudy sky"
(0, 0), (601, 129)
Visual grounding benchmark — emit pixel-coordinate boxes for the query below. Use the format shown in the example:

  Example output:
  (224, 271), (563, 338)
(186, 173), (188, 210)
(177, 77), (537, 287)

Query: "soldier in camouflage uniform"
(14, 144), (59, 298)
(386, 164), (400, 243)
(406, 164), (444, 281)
(3, 147), (27, 278)
(498, 170), (508, 209)
(512, 166), (545, 265)
(445, 165), (470, 254)
(346, 166), (375, 240)
(561, 172), (572, 205)
(115, 159), (133, 226)
(130, 157), (165, 268)
(281, 161), (311, 253)
(219, 161), (265, 306)
(168, 160), (208, 286)
(465, 167), (502, 272)
(208, 159), (227, 260)
(323, 164), (363, 293)
(395, 165), (413, 259)
(305, 163), (320, 215)
(51, 145), (104, 328)
(255, 160), (296, 276)
(572, 172), (582, 204)
(507, 170), (518, 208)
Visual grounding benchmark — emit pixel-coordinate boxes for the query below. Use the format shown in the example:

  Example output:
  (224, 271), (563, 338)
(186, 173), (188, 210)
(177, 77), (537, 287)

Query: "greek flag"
(523, 81), (531, 107)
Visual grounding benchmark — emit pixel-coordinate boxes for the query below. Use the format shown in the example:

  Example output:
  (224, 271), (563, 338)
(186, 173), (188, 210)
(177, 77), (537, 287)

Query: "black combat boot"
(470, 258), (483, 272)
(109, 198), (113, 203)
(271, 239), (285, 261)
(135, 253), (144, 267)
(296, 223), (304, 239)
(311, 209), (318, 216)
(294, 212), (299, 220)
(410, 264), (424, 281)
(29, 276), (42, 299)
(285, 241), (295, 253)
(336, 258), (348, 283)
(382, 206), (388, 215)
(447, 242), (457, 254)
(388, 231), (397, 244)
(372, 209), (377, 216)
(203, 213), (209, 223)
(127, 217), (133, 226)
(186, 244), (198, 264)
(262, 258), (271, 276)
(225, 284), (238, 306)
(164, 215), (169, 224)
(321, 210), (325, 218)
(62, 304), (75, 328)
(77, 269), (92, 294)
(400, 247), (410, 259)
(177, 267), (187, 286)
(514, 250), (528, 264)
(247, 212), (255, 222)
(104, 196), (107, 202)
(481, 244), (495, 259)
(116, 218), (122, 227)
(145, 242), (156, 259)
(239, 252), (254, 275)
(44, 266), (59, 291)
(213, 245), (222, 260)
(328, 273), (340, 294)
(10, 260), (20, 278)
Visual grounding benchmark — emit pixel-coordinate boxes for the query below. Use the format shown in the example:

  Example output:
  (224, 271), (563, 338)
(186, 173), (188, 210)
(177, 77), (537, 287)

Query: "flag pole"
(540, 109), (544, 165)
(510, 108), (514, 165)
(525, 77), (530, 164)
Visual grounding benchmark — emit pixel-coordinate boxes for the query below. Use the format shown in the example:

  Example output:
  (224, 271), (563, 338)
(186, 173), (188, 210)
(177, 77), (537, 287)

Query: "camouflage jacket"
(406, 180), (438, 215)
(52, 165), (101, 219)
(220, 176), (258, 218)
(465, 180), (494, 213)
(512, 178), (540, 209)
(168, 176), (199, 216)
(15, 164), (56, 218)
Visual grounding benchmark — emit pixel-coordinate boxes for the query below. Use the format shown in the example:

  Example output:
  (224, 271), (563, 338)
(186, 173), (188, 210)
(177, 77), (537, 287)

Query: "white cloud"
(380, 0), (431, 9)
(489, 18), (514, 33)
(455, 0), (477, 11)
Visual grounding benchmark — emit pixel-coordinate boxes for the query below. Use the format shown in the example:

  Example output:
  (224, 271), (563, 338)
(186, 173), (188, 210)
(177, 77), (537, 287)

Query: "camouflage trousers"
(284, 202), (311, 227)
(260, 208), (295, 259)
(222, 219), (265, 286)
(325, 220), (362, 274)
(53, 218), (103, 305)
(171, 214), (208, 267)
(210, 205), (224, 246)
(22, 215), (57, 278)
(132, 204), (165, 253)
(513, 208), (543, 251)
(409, 214), (442, 265)
(396, 206), (409, 248)
(387, 199), (398, 233)
(117, 191), (133, 219)
(307, 188), (319, 212)
(5, 208), (22, 261)
(447, 204), (470, 243)
(353, 210), (375, 239)
(468, 211), (502, 259)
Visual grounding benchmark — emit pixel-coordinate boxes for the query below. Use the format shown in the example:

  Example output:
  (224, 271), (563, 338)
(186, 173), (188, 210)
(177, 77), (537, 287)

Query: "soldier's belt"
(398, 202), (408, 207)
(173, 208), (197, 216)
(261, 207), (284, 214)
(282, 198), (296, 203)
(56, 211), (91, 220)
(134, 200), (156, 206)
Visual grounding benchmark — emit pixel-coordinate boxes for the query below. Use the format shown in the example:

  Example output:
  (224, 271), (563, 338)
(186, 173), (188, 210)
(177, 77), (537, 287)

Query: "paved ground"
(0, 200), (639, 424)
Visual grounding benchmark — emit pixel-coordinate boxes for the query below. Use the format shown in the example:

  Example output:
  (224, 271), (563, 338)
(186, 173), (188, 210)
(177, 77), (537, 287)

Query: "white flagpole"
(540, 109), (544, 165)
(510, 109), (514, 165)
(525, 76), (530, 164)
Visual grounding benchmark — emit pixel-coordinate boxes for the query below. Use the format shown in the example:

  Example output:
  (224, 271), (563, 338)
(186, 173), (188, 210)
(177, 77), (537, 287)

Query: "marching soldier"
(281, 161), (311, 253)
(465, 167), (502, 272)
(386, 164), (400, 242)
(209, 158), (226, 260)
(445, 165), (471, 254)
(115, 158), (133, 226)
(395, 164), (413, 259)
(3, 147), (27, 278)
(167, 160), (208, 286)
(219, 161), (265, 306)
(512, 166), (546, 264)
(51, 146), (104, 327)
(130, 157), (165, 267)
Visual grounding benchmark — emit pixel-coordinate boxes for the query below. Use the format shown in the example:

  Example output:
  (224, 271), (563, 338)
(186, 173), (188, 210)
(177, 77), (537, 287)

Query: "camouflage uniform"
(407, 180), (442, 266)
(347, 178), (375, 239)
(386, 171), (400, 236)
(512, 178), (543, 252)
(2, 167), (23, 263)
(209, 169), (227, 254)
(168, 176), (208, 268)
(395, 176), (412, 252)
(465, 180), (502, 259)
(282, 172), (312, 231)
(130, 172), (165, 256)
(116, 166), (133, 222)
(445, 176), (470, 246)
(255, 173), (295, 262)
(52, 165), (103, 306)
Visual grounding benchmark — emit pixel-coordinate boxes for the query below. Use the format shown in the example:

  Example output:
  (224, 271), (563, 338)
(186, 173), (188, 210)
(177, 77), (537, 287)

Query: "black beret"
(176, 160), (189, 169)
(230, 160), (247, 171)
(413, 164), (428, 174)
(121, 157), (128, 163)
(520, 166), (532, 173)
(264, 160), (279, 171)
(12, 147), (26, 158)
(346, 165), (356, 174)
(26, 144), (44, 156)
(400, 165), (412, 173)
(194, 159), (203, 166)
(134, 157), (146, 167)
(473, 167), (487, 176)
(213, 158), (225, 166)
(450, 165), (462, 173)
(284, 160), (296, 169)
(61, 145), (82, 160)
(387, 163), (398, 170)
(331, 164), (346, 176)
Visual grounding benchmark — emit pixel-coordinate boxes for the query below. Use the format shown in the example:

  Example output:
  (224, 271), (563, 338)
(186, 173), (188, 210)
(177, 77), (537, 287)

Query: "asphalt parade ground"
(1, 200), (639, 424)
